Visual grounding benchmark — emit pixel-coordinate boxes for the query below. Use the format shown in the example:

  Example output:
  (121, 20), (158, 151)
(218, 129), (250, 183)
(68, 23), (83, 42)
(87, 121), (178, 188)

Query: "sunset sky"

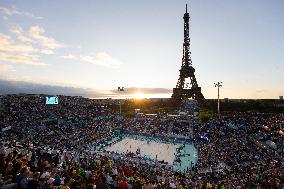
(0, 0), (283, 99)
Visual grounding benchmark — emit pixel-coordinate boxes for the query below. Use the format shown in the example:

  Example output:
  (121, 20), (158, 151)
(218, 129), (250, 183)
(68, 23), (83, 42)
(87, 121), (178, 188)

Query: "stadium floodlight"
(117, 86), (124, 115)
(214, 82), (222, 114)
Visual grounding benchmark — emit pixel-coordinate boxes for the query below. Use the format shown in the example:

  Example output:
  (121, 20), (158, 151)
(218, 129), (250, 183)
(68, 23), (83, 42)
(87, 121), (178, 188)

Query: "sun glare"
(133, 92), (146, 99)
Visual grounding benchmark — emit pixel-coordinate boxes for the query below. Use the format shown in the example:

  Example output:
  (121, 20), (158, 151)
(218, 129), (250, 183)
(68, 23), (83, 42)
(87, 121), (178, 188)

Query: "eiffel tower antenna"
(186, 4), (187, 13)
(172, 4), (205, 103)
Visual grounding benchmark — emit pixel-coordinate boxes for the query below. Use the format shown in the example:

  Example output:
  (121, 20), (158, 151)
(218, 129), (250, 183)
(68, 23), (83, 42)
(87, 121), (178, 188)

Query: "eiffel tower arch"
(172, 4), (205, 103)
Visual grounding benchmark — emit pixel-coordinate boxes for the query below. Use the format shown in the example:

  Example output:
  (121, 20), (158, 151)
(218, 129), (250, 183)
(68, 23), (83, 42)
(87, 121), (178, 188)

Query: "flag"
(118, 87), (124, 91)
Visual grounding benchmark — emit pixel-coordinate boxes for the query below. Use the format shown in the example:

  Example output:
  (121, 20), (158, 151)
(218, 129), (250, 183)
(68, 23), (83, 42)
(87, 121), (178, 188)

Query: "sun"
(133, 92), (147, 99)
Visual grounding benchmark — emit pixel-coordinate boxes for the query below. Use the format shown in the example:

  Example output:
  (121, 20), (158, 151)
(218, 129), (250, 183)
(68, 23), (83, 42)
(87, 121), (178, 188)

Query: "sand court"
(106, 137), (180, 165)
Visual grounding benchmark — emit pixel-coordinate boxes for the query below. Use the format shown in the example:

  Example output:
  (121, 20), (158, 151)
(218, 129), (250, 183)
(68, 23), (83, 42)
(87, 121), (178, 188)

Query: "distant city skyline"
(0, 0), (283, 99)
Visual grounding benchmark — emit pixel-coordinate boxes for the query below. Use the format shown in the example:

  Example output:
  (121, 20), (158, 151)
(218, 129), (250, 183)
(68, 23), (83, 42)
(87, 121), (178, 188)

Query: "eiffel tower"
(172, 4), (204, 103)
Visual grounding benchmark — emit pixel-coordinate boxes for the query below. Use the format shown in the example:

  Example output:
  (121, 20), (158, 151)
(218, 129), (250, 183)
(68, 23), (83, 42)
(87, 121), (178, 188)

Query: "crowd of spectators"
(0, 94), (284, 188)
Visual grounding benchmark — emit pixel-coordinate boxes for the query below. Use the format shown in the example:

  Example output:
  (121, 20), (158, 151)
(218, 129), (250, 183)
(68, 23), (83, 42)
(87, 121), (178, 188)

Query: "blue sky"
(0, 0), (283, 99)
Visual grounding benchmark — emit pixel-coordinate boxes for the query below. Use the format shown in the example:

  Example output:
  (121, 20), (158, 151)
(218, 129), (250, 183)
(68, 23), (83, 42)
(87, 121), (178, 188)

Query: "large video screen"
(46, 96), (58, 104)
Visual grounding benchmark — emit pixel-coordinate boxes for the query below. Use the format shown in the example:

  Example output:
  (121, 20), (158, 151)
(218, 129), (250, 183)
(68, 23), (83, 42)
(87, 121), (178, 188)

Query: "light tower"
(214, 82), (222, 114)
(117, 87), (124, 115)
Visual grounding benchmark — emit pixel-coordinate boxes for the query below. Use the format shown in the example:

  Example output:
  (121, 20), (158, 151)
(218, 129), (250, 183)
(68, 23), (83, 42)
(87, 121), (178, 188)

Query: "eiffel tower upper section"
(172, 4), (205, 102)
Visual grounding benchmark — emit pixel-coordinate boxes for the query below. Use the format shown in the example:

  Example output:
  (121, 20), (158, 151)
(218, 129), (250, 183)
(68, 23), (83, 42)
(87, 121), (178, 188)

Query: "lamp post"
(117, 87), (124, 115)
(214, 82), (222, 114)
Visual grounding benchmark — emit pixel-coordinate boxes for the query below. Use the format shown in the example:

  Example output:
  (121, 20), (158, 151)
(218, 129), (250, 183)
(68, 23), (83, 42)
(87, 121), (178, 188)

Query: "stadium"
(1, 1), (284, 189)
(1, 94), (284, 188)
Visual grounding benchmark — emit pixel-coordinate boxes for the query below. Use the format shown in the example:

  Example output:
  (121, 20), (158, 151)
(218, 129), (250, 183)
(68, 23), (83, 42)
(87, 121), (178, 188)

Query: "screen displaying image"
(46, 97), (58, 104)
